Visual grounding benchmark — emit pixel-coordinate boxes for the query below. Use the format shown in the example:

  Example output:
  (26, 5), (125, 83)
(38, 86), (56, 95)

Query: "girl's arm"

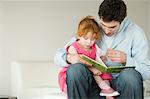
(68, 45), (93, 67)
(67, 45), (80, 64)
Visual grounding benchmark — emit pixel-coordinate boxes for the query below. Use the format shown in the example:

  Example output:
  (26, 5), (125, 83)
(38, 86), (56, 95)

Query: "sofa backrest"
(10, 60), (61, 96)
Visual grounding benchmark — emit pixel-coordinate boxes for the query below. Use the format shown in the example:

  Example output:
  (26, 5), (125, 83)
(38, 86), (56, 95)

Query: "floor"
(16, 80), (150, 99)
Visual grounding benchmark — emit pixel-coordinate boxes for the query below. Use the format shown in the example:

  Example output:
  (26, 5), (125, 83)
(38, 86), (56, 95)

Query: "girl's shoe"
(100, 88), (120, 96)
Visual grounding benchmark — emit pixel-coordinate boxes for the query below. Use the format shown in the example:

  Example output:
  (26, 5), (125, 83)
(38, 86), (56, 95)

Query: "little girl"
(58, 16), (119, 99)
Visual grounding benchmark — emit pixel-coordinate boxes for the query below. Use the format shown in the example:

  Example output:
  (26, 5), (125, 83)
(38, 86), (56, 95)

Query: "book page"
(80, 54), (135, 73)
(95, 55), (107, 68)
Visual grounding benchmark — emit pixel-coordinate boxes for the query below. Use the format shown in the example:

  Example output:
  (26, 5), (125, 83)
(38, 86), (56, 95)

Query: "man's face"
(100, 18), (120, 37)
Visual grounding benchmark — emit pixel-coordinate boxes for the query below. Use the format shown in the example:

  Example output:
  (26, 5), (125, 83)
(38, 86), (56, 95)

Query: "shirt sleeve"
(96, 44), (105, 56)
(125, 29), (150, 80)
(54, 36), (76, 67)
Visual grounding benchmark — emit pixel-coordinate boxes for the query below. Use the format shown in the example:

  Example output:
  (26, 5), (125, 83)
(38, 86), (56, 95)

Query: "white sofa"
(10, 60), (150, 99)
(10, 61), (66, 99)
(144, 80), (150, 99)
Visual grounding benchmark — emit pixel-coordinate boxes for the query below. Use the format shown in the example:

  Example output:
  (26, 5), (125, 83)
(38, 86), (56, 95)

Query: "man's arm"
(106, 29), (150, 80)
(54, 36), (76, 67)
(54, 48), (68, 67)
(125, 30), (150, 80)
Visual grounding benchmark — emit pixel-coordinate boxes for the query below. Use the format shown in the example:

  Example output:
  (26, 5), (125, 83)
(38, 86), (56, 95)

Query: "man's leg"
(111, 68), (143, 99)
(66, 63), (104, 99)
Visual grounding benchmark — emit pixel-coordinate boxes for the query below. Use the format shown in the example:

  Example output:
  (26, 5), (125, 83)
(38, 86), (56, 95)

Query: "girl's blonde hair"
(77, 16), (100, 40)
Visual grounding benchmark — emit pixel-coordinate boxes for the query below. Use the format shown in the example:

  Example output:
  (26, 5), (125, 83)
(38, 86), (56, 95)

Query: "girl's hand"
(89, 67), (102, 75)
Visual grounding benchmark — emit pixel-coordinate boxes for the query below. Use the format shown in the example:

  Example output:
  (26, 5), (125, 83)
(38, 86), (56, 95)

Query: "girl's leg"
(94, 75), (119, 98)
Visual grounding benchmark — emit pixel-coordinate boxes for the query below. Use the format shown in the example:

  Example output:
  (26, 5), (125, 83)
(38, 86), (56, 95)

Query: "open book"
(80, 54), (135, 73)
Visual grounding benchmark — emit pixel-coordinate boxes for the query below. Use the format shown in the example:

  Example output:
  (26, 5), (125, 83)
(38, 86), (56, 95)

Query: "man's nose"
(104, 27), (111, 34)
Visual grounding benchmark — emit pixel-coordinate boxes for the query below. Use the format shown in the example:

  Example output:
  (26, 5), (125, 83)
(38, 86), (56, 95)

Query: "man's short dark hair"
(98, 0), (127, 23)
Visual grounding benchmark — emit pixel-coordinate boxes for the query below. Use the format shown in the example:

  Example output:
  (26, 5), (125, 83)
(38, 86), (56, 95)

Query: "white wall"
(126, 1), (150, 55)
(127, 1), (148, 34)
(0, 0), (149, 95)
(2, 1), (100, 61)
(148, 0), (150, 55)
(1, 1), (100, 95)
(0, 2), (7, 95)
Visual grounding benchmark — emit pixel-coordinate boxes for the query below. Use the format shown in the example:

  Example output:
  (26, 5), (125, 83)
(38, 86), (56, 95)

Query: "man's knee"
(118, 68), (143, 87)
(114, 68), (144, 98)
(121, 68), (142, 80)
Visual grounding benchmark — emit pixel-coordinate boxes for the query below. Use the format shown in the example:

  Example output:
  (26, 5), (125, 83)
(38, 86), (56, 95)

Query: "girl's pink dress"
(58, 41), (112, 94)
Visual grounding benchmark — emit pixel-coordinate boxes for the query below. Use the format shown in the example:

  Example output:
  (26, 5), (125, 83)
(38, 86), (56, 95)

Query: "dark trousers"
(66, 63), (143, 99)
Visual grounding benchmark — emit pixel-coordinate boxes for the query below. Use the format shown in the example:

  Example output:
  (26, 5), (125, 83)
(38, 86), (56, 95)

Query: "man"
(54, 0), (150, 99)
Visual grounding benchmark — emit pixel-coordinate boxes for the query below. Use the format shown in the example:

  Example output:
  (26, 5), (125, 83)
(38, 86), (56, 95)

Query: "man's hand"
(100, 55), (107, 63)
(106, 48), (127, 64)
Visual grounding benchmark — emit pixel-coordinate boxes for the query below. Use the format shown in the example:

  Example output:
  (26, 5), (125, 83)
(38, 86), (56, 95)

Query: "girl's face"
(78, 32), (96, 49)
